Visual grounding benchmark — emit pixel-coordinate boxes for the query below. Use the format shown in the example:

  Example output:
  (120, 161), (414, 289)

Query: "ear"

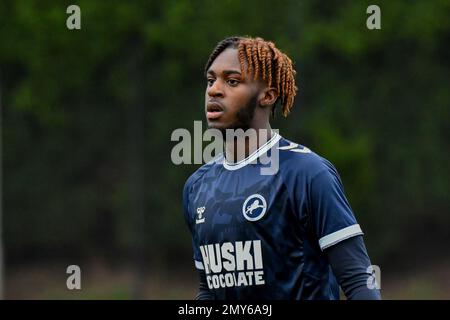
(259, 87), (278, 108)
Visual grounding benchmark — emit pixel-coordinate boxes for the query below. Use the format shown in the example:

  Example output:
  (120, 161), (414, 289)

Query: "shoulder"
(277, 136), (338, 179)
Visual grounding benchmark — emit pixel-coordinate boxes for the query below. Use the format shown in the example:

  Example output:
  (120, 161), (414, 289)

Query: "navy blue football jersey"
(182, 132), (364, 299)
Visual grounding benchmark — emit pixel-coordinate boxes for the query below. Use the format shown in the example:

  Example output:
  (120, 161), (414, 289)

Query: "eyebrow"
(207, 69), (242, 76)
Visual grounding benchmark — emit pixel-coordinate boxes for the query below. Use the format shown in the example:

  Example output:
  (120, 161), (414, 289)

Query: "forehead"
(208, 48), (241, 74)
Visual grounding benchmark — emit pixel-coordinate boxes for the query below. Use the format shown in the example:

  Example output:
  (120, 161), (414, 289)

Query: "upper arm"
(308, 164), (363, 251)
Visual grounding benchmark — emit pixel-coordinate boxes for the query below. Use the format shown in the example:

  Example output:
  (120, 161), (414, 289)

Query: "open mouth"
(206, 102), (224, 120)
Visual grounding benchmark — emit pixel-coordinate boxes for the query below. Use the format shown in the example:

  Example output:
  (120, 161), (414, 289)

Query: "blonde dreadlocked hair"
(204, 36), (298, 117)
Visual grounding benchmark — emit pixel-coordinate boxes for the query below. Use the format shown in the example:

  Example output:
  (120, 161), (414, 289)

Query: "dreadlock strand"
(267, 51), (273, 87)
(275, 54), (282, 95)
(252, 43), (260, 80)
(281, 59), (286, 99)
(258, 42), (266, 82)
(237, 42), (247, 80)
(245, 43), (254, 77)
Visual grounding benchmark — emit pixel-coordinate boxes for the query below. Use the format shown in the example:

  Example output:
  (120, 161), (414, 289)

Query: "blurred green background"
(1, 0), (449, 299)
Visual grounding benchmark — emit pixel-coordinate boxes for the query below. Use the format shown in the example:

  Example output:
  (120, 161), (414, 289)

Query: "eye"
(227, 79), (240, 86)
(207, 78), (215, 86)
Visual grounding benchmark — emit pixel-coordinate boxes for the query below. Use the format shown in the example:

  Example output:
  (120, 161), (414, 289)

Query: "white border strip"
(277, 142), (298, 150)
(194, 260), (204, 270)
(223, 132), (281, 171)
(319, 224), (363, 251)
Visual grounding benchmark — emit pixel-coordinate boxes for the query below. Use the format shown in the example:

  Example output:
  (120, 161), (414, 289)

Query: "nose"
(207, 79), (224, 98)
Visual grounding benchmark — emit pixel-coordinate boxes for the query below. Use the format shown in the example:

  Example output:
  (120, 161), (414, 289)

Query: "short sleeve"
(309, 165), (363, 251)
(183, 178), (205, 270)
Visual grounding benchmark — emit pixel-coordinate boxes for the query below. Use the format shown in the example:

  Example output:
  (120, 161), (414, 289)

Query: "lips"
(206, 101), (225, 120)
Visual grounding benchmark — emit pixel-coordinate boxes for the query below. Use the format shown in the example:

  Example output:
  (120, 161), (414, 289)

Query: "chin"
(206, 120), (227, 130)
(206, 117), (247, 132)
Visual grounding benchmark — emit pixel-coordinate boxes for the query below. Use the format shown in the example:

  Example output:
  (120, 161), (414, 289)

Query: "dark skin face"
(205, 48), (278, 133)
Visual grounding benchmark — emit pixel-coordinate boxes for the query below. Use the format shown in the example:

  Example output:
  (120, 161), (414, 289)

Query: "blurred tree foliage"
(1, 0), (449, 268)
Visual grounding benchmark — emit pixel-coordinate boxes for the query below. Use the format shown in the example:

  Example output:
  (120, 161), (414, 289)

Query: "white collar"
(223, 131), (281, 171)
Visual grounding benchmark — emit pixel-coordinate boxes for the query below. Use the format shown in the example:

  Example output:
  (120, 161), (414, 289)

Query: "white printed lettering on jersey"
(199, 240), (265, 289)
(290, 146), (311, 153)
(277, 142), (311, 153)
(196, 206), (205, 224)
(277, 142), (299, 150)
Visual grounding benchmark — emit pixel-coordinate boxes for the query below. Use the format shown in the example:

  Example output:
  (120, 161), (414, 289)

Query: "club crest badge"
(242, 194), (267, 221)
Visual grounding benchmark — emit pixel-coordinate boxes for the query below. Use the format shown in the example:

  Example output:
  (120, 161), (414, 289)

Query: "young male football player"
(182, 36), (381, 300)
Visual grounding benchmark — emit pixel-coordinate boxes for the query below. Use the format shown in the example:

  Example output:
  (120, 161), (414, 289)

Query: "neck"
(224, 123), (273, 164)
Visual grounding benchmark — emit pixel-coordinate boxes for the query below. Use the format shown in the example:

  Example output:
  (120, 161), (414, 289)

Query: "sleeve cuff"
(318, 224), (364, 251)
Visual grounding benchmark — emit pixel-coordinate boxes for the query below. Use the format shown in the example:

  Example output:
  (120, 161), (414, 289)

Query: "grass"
(5, 259), (450, 299)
